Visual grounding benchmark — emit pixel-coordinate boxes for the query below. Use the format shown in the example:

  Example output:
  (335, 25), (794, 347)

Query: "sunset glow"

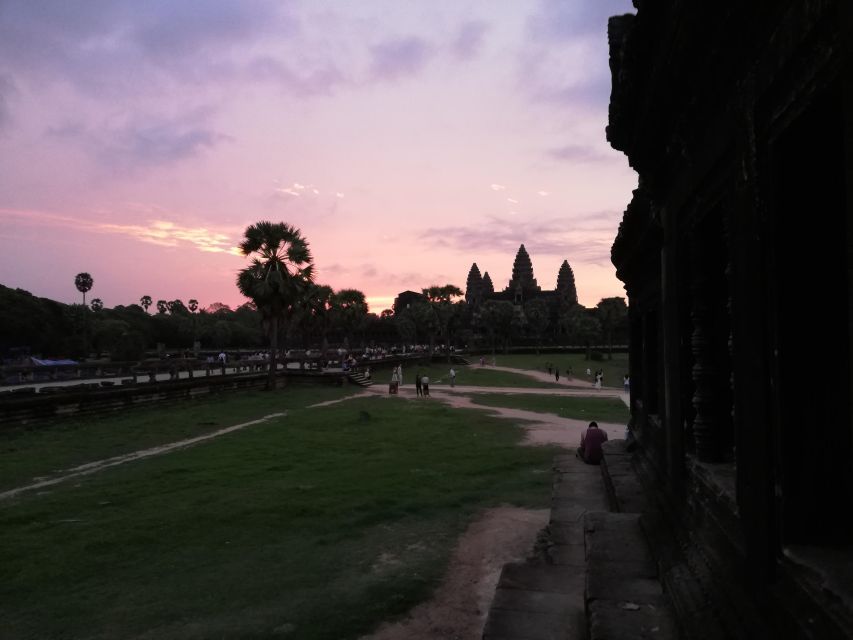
(0, 1), (637, 311)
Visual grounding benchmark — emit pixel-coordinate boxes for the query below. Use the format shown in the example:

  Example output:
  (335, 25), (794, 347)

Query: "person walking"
(415, 372), (423, 397)
(398, 364), (403, 387)
(555, 367), (560, 383)
(390, 366), (399, 394)
(421, 374), (430, 397)
(449, 367), (456, 388)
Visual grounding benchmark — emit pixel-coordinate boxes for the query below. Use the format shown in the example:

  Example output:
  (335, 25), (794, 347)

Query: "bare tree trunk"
(268, 316), (278, 390)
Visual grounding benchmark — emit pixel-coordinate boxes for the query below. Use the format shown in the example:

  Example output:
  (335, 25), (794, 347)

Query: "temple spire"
(556, 259), (578, 305)
(482, 271), (495, 295)
(505, 244), (540, 294)
(465, 263), (483, 305)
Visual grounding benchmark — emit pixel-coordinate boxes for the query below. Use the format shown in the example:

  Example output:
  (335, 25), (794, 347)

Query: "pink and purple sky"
(0, 0), (636, 312)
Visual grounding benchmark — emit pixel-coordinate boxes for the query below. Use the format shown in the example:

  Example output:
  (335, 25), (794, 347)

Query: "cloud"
(451, 21), (489, 59)
(0, 207), (242, 255)
(507, 198), (518, 204)
(516, 0), (633, 111)
(248, 56), (347, 95)
(490, 184), (506, 191)
(103, 119), (229, 169)
(538, 190), (550, 196)
(421, 213), (622, 264)
(547, 144), (610, 163)
(318, 261), (424, 289)
(46, 108), (230, 171)
(369, 36), (434, 81)
(527, 0), (632, 41)
(0, 74), (16, 130)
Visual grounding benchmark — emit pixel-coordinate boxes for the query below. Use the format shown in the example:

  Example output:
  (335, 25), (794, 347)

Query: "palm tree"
(75, 272), (93, 305)
(90, 298), (103, 312)
(237, 221), (314, 390)
(422, 284), (463, 359)
(188, 299), (199, 350)
(140, 295), (152, 313)
(330, 288), (368, 348)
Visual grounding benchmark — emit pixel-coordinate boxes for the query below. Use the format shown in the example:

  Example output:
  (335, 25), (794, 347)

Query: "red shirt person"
(577, 421), (609, 464)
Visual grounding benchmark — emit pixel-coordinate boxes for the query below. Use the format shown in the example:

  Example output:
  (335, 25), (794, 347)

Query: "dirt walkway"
(5, 370), (622, 638)
(0, 411), (286, 503)
(363, 506), (549, 640)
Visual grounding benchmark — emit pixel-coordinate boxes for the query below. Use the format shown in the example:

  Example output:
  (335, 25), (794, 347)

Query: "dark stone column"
(689, 234), (719, 462)
(661, 205), (684, 479)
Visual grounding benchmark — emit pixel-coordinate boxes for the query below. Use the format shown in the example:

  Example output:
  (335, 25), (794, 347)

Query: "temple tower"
(465, 263), (483, 306)
(556, 259), (578, 305)
(482, 272), (495, 295)
(505, 244), (541, 302)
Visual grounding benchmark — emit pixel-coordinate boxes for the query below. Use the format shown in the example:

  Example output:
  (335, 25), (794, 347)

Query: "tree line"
(1, 222), (628, 377)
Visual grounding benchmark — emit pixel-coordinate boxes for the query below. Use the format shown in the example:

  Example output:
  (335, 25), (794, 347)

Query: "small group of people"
(590, 369), (604, 390)
(545, 362), (573, 382)
(415, 371), (430, 396)
(389, 364), (403, 394)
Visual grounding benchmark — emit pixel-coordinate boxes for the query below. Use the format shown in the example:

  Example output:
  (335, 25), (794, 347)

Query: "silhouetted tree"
(237, 221), (314, 389)
(422, 284), (463, 359)
(595, 297), (628, 359)
(478, 300), (514, 355)
(90, 298), (103, 312)
(74, 272), (93, 305)
(140, 295), (152, 313)
(523, 298), (550, 353)
(156, 300), (168, 315)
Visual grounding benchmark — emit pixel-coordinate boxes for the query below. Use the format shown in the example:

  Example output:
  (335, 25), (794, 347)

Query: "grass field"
(468, 393), (630, 424)
(484, 352), (631, 387)
(0, 385), (351, 493)
(0, 392), (559, 640)
(371, 362), (561, 389)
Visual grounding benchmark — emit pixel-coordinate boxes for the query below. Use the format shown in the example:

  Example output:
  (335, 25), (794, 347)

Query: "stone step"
(583, 509), (680, 640)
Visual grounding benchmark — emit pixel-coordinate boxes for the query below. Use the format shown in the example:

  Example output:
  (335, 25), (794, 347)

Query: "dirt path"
(363, 506), (549, 640)
(359, 365), (627, 637)
(5, 369), (622, 637)
(0, 411), (286, 502)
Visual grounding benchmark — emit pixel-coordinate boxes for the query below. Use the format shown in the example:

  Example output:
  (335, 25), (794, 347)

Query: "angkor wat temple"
(464, 244), (578, 314)
(606, 1), (853, 638)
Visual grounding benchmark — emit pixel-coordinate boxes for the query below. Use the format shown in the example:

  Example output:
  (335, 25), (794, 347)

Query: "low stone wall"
(0, 371), (345, 427)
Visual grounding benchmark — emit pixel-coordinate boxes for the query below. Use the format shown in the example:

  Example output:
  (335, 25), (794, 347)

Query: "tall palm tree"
(75, 272), (93, 305)
(188, 299), (199, 350)
(237, 221), (314, 390)
(330, 288), (368, 348)
(422, 284), (463, 359)
(140, 295), (152, 313)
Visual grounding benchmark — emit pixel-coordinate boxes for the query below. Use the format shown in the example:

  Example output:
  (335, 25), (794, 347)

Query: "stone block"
(588, 599), (680, 640)
(498, 563), (583, 595)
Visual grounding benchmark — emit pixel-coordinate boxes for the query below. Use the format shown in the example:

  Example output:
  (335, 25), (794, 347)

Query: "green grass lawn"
(468, 393), (630, 424)
(489, 352), (631, 387)
(0, 385), (352, 493)
(0, 393), (559, 640)
(373, 363), (561, 389)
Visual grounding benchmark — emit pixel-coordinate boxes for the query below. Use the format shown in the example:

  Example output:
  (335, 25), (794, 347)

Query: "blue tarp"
(30, 358), (79, 366)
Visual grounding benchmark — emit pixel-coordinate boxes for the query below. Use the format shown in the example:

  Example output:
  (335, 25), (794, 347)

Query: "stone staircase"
(482, 450), (680, 640)
(347, 371), (374, 387)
